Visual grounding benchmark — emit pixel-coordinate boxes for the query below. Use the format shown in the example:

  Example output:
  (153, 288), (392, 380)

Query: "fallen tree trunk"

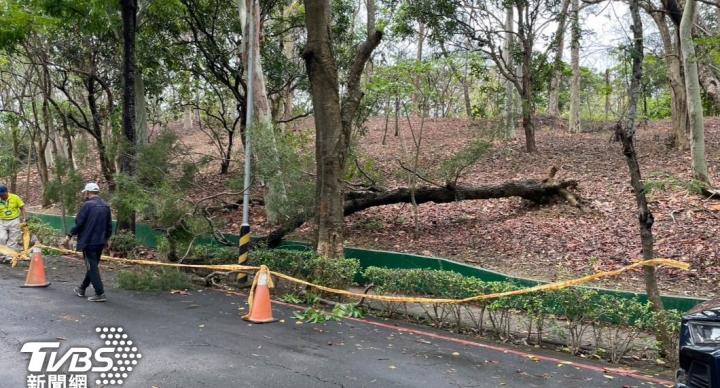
(259, 176), (580, 248)
(344, 180), (578, 216)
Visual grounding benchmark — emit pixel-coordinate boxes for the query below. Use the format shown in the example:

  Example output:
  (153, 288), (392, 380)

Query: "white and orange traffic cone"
(23, 247), (50, 288)
(243, 265), (276, 323)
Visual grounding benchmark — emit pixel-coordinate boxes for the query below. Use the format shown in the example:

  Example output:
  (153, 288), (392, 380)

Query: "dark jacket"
(70, 196), (113, 250)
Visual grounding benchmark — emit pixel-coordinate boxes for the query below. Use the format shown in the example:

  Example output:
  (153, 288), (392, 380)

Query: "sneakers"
(73, 287), (106, 302)
(87, 294), (107, 302)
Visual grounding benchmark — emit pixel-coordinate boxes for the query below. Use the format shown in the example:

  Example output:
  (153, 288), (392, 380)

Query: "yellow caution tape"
(0, 223), (32, 267)
(6, 227), (690, 305)
(31, 243), (689, 305)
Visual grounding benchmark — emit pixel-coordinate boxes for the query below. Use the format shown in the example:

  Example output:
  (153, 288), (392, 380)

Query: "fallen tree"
(259, 170), (581, 248)
(344, 180), (578, 215)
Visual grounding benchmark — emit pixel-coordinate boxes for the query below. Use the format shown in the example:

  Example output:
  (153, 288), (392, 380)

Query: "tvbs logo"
(21, 326), (142, 388)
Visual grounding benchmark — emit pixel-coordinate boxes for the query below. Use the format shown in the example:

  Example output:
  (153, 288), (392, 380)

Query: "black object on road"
(676, 303), (720, 388)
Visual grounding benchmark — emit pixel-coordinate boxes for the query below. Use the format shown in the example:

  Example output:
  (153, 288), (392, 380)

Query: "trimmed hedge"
(363, 266), (681, 361)
(249, 249), (360, 290)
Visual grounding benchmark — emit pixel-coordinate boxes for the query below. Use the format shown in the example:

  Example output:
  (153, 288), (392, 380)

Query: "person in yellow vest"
(0, 185), (26, 263)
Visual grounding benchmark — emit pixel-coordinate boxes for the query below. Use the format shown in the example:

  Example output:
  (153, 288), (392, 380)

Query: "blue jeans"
(80, 248), (104, 295)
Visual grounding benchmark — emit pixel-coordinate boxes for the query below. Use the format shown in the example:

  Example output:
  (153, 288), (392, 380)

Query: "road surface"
(0, 256), (672, 387)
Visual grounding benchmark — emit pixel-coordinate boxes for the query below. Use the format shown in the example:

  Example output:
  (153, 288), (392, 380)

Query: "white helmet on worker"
(81, 182), (101, 193)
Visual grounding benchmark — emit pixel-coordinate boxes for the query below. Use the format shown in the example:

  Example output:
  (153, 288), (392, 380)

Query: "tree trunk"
(220, 133), (234, 174)
(604, 69), (610, 120)
(345, 180), (578, 215)
(568, 0), (581, 133)
(86, 74), (116, 190)
(652, 12), (690, 150)
(119, 0), (138, 233)
(680, 0), (709, 183)
(503, 6), (515, 137)
(272, 4), (298, 126)
(302, 0), (381, 258)
(616, 0), (665, 326)
(547, 0), (571, 118)
(518, 5), (536, 152)
(303, 0), (348, 259)
(462, 71), (472, 118)
(412, 23), (425, 109)
(135, 69), (148, 145)
(394, 97), (400, 136)
(38, 73), (53, 207)
(10, 128), (20, 192)
(699, 63), (720, 111)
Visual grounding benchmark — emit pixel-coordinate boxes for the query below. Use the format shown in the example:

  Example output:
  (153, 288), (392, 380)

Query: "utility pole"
(238, 0), (255, 282)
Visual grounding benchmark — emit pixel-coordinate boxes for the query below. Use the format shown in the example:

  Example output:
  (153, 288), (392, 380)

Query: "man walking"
(0, 185), (26, 263)
(64, 183), (113, 302)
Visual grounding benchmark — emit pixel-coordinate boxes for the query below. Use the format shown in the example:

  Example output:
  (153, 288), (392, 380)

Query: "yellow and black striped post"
(237, 224), (251, 282)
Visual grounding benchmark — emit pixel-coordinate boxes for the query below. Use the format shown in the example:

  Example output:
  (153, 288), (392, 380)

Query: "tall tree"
(568, 0), (581, 133)
(614, 0), (665, 329)
(679, 0), (710, 183)
(503, 6), (515, 137)
(119, 0), (138, 233)
(547, 0), (571, 118)
(302, 0), (382, 258)
(648, 8), (689, 150)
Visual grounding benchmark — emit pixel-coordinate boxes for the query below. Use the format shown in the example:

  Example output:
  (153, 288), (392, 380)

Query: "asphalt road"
(0, 256), (672, 388)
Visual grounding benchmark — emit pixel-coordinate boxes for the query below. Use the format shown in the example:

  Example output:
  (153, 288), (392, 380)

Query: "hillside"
(19, 117), (720, 298)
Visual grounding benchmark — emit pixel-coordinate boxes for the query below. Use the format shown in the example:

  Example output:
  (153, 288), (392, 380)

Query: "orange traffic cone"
(243, 266), (276, 323)
(23, 247), (50, 288)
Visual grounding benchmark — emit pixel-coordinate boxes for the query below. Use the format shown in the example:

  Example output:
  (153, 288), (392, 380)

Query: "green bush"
(590, 296), (655, 362)
(117, 268), (192, 291)
(249, 249), (360, 290)
(363, 266), (681, 361)
(180, 243), (238, 264)
(249, 249), (315, 278)
(305, 256), (360, 290)
(363, 266), (490, 298)
(109, 232), (140, 258)
(27, 218), (61, 244)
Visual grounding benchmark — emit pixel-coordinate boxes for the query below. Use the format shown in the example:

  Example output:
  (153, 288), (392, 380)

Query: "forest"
(0, 0), (719, 360)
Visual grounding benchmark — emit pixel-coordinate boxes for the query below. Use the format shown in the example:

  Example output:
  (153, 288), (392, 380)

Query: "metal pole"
(238, 0), (255, 281)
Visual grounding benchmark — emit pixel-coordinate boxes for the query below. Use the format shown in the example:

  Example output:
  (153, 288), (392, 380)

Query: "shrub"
(27, 218), (62, 245)
(117, 268), (192, 291)
(364, 267), (495, 328)
(652, 308), (683, 365)
(249, 249), (360, 290)
(549, 288), (599, 354)
(109, 232), (140, 258)
(486, 282), (520, 339)
(363, 266), (484, 297)
(438, 139), (492, 184)
(513, 293), (548, 344)
(249, 249), (315, 278)
(590, 296), (654, 362)
(305, 256), (360, 290)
